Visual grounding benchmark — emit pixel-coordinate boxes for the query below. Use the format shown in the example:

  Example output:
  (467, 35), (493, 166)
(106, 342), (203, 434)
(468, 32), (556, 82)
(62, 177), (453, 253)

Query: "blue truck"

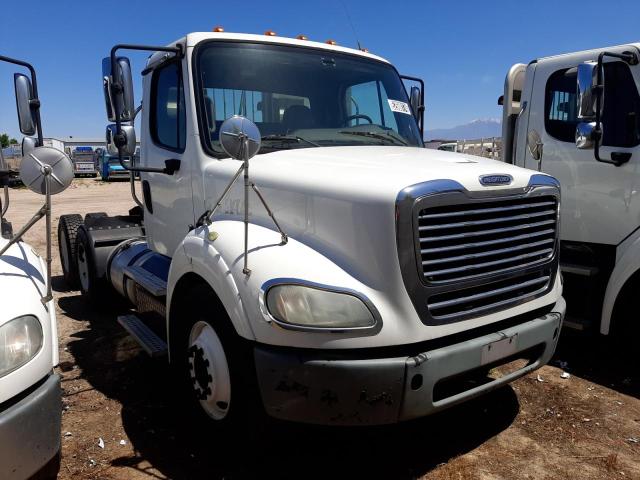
(95, 147), (138, 181)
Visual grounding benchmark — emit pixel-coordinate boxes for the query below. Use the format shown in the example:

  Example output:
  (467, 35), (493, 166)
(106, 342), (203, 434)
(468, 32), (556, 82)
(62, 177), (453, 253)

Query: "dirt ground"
(5, 179), (639, 480)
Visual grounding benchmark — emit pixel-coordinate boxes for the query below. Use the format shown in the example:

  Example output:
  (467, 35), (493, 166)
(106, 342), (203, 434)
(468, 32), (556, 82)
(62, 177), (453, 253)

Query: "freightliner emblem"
(479, 174), (513, 186)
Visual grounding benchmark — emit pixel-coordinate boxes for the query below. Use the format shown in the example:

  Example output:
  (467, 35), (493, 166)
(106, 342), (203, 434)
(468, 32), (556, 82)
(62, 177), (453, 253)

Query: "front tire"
(173, 286), (260, 429)
(58, 214), (83, 289)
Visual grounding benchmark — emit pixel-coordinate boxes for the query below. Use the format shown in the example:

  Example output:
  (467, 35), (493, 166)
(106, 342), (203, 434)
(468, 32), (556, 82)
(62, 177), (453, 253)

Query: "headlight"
(0, 315), (43, 378)
(265, 284), (377, 330)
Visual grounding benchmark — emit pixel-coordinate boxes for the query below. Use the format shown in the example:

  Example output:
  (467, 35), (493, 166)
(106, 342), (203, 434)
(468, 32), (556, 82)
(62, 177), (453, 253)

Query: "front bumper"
(255, 298), (565, 425)
(0, 373), (61, 479)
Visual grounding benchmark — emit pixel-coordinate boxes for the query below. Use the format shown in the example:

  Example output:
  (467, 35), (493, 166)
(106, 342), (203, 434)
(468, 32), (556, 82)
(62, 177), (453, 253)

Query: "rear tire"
(58, 214), (83, 289)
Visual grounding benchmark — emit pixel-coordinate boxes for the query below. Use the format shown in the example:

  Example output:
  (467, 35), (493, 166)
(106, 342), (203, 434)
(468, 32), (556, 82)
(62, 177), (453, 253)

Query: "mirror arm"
(108, 44), (183, 175)
(591, 51), (637, 167)
(0, 55), (44, 146)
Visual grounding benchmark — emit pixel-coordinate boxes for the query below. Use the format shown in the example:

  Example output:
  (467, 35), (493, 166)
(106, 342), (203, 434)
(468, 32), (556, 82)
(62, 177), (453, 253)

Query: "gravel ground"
(4, 178), (639, 479)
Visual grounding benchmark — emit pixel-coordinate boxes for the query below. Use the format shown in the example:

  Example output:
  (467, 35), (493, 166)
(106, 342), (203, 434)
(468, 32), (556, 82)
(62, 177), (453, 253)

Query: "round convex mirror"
(219, 115), (261, 160)
(20, 146), (74, 195)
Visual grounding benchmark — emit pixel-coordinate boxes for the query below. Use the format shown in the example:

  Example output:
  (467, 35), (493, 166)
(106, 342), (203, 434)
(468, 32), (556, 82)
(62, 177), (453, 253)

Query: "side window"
(545, 63), (640, 147)
(151, 62), (186, 151)
(345, 81), (398, 130)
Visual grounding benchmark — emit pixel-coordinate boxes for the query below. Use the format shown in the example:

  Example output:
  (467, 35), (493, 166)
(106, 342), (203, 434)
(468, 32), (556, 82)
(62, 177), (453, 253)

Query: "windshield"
(195, 42), (423, 157)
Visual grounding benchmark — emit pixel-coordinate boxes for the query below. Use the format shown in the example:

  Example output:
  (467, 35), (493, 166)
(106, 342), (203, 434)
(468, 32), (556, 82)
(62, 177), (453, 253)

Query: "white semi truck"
(0, 55), (73, 479)
(501, 43), (640, 337)
(59, 31), (565, 426)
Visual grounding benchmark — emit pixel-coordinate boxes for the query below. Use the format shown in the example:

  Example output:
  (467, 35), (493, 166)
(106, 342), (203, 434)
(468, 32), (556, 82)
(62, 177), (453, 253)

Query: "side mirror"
(21, 136), (37, 157)
(577, 61), (601, 121)
(20, 146), (74, 195)
(102, 56), (135, 122)
(106, 124), (136, 156)
(409, 86), (423, 124)
(14, 73), (37, 136)
(219, 116), (261, 160)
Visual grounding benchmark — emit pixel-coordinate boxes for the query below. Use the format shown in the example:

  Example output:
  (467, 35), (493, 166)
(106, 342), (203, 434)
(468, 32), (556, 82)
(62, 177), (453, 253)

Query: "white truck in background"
(501, 43), (640, 338)
(0, 55), (73, 479)
(59, 31), (565, 426)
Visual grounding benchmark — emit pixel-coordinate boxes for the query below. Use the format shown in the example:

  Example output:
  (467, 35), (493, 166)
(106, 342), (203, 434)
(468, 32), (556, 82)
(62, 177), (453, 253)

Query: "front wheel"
(188, 320), (233, 420)
(173, 286), (261, 429)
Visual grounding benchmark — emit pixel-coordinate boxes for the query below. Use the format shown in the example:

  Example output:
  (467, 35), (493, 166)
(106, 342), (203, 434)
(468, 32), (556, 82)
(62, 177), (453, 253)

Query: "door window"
(151, 61), (186, 151)
(544, 63), (640, 147)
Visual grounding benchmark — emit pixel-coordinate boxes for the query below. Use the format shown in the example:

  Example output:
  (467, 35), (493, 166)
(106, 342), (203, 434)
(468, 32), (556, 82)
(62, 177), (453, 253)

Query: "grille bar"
(424, 248), (554, 277)
(419, 208), (557, 231)
(429, 275), (550, 310)
(422, 238), (555, 266)
(428, 274), (551, 320)
(419, 200), (556, 220)
(419, 219), (556, 244)
(421, 228), (556, 255)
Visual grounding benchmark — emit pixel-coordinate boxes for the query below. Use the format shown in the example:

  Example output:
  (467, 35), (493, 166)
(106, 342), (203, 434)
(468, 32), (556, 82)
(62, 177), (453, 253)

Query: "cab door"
(140, 58), (195, 256)
(525, 45), (640, 247)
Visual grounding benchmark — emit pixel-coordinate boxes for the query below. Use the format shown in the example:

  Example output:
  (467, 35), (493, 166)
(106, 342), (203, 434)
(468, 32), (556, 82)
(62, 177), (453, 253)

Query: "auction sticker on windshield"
(388, 99), (412, 115)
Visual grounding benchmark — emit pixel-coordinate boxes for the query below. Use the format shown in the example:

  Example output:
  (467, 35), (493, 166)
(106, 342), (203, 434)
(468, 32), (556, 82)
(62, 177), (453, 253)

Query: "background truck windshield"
(195, 41), (423, 157)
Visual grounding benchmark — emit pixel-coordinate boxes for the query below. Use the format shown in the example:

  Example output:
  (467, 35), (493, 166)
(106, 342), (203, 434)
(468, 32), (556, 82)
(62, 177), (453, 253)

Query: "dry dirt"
(4, 179), (640, 480)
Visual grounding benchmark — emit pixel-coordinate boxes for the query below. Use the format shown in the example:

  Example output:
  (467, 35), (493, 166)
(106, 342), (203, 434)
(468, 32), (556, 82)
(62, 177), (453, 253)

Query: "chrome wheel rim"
(188, 321), (231, 420)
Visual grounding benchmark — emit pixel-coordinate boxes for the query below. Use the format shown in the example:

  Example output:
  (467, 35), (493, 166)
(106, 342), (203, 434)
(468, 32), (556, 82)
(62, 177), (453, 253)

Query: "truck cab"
(61, 31), (565, 426)
(502, 43), (640, 336)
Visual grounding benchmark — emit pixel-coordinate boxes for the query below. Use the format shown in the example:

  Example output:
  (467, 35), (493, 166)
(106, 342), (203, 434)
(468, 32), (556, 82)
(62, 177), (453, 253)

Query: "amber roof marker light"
(212, 26), (224, 32)
(296, 34), (309, 40)
(264, 30), (277, 36)
(325, 39), (337, 45)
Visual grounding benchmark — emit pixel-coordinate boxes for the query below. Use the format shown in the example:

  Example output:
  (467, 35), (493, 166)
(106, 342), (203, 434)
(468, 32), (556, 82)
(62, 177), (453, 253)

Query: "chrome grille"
(418, 196), (558, 284)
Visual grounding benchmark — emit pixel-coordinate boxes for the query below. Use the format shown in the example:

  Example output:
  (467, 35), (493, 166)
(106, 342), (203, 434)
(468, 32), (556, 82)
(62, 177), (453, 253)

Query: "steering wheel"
(343, 114), (373, 126)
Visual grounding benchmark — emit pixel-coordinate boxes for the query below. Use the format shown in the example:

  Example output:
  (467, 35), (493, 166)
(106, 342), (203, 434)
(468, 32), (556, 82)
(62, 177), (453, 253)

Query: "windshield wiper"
(339, 130), (408, 146)
(261, 134), (320, 147)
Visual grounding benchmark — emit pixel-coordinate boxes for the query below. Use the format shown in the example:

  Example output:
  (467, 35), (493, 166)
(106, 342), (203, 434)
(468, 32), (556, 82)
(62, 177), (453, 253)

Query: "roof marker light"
(325, 39), (337, 45)
(360, 48), (369, 53)
(296, 34), (308, 40)
(213, 26), (224, 32)
(264, 30), (277, 36)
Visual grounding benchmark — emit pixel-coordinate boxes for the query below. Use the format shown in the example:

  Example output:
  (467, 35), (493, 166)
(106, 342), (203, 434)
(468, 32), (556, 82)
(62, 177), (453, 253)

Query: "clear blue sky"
(1, 0), (639, 139)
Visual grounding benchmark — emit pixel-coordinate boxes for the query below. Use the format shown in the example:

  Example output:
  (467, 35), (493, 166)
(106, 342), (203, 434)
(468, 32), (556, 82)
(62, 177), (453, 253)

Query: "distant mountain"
(425, 119), (502, 141)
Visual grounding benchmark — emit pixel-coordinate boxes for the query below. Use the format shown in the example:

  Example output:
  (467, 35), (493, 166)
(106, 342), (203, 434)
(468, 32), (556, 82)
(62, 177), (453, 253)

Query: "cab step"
(117, 314), (168, 357)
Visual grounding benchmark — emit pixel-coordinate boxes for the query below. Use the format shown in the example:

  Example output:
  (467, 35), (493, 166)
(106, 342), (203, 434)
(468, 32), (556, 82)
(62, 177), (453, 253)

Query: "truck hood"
(247, 146), (533, 197)
(204, 146), (546, 291)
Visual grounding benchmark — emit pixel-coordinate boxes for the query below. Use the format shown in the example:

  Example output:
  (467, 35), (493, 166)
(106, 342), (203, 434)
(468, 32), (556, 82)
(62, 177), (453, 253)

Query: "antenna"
(338, 0), (362, 50)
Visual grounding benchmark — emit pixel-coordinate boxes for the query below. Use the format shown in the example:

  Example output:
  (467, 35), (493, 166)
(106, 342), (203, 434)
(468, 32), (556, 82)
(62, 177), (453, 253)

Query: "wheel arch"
(601, 236), (640, 334)
(167, 255), (255, 363)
